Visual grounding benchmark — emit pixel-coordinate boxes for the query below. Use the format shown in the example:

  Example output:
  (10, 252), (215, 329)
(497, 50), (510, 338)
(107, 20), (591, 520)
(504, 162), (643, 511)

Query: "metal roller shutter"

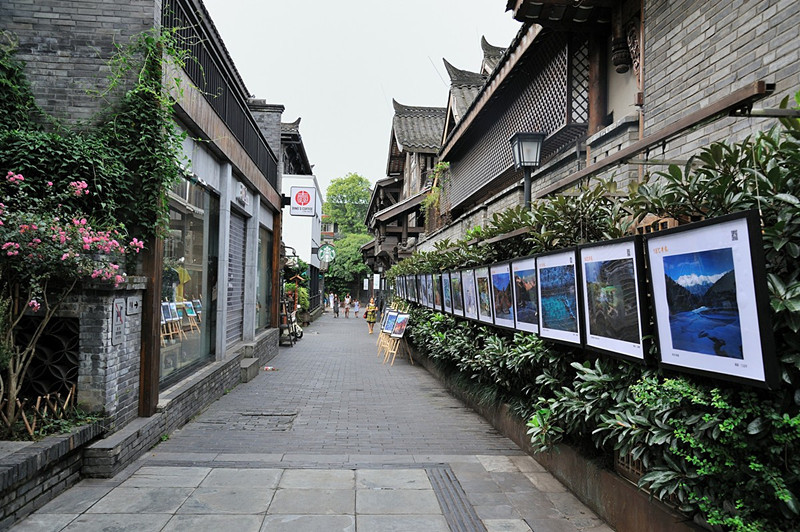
(226, 212), (246, 345)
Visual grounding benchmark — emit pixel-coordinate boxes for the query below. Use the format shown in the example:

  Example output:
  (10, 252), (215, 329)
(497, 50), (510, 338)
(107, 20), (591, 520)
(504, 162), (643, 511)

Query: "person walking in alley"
(364, 297), (378, 334)
(354, 299), (360, 315)
(333, 294), (340, 317)
(344, 293), (351, 318)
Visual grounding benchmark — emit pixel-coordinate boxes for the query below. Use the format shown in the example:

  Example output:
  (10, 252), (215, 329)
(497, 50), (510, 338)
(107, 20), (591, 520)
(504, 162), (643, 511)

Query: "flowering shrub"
(0, 171), (142, 432)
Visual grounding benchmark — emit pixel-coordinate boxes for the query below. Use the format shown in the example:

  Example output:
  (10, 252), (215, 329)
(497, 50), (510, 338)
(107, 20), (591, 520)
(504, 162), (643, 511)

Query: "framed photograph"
(426, 273), (434, 309)
(419, 274), (429, 307)
(160, 302), (169, 324)
(432, 273), (443, 312)
(391, 313), (410, 338)
(442, 272), (453, 314)
(409, 274), (418, 303)
(537, 249), (581, 345)
(462, 269), (479, 320)
(184, 301), (198, 317)
(580, 237), (648, 362)
(451, 271), (465, 317)
(475, 266), (494, 324)
(490, 262), (515, 329)
(192, 299), (203, 313)
(383, 310), (399, 334)
(169, 302), (182, 321)
(511, 256), (539, 334)
(645, 210), (777, 387)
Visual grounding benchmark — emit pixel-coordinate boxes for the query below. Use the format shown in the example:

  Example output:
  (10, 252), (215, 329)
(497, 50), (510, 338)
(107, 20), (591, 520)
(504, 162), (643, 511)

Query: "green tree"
(324, 233), (372, 295)
(323, 172), (371, 234)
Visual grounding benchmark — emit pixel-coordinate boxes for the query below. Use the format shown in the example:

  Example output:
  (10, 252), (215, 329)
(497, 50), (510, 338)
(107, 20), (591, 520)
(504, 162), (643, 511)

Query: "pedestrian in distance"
(344, 293), (351, 318)
(364, 297), (378, 334)
(333, 295), (340, 318)
(354, 299), (360, 314)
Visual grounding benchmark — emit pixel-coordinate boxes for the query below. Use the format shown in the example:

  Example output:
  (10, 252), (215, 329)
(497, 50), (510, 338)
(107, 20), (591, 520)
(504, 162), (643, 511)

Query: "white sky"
(201, 0), (522, 197)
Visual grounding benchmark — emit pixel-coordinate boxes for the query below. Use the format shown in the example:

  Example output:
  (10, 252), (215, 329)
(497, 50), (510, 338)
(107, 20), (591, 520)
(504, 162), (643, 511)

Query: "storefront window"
(257, 226), (273, 329)
(160, 180), (219, 386)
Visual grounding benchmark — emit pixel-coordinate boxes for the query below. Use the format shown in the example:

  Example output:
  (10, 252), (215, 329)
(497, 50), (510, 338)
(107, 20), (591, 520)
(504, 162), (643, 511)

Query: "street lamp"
(510, 132), (546, 209)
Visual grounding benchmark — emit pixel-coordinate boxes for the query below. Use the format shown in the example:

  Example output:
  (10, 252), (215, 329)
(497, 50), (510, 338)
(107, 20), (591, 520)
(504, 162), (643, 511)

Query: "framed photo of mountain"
(645, 210), (777, 387)
(461, 269), (479, 320)
(475, 266), (494, 324)
(451, 271), (465, 317)
(442, 272), (453, 314)
(432, 273), (443, 312)
(537, 249), (581, 345)
(579, 237), (649, 362)
(511, 256), (539, 334)
(391, 313), (410, 338)
(490, 262), (515, 329)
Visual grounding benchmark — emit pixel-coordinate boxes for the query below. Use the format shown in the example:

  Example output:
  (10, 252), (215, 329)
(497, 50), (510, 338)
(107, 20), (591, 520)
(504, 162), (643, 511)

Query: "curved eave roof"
(391, 100), (447, 153)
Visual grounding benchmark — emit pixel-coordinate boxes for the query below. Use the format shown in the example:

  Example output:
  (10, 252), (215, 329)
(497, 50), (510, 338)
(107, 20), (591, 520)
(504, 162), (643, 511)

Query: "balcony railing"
(162, 0), (278, 189)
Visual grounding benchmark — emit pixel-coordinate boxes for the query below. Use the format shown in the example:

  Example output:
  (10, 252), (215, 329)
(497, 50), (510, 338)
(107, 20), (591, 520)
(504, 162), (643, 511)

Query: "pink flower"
(130, 238), (145, 253)
(61, 253), (70, 260)
(47, 181), (53, 187)
(28, 299), (41, 312)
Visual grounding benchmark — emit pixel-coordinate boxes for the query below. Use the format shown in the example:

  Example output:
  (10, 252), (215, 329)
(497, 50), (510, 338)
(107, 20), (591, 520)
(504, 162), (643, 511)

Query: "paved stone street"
(11, 311), (613, 532)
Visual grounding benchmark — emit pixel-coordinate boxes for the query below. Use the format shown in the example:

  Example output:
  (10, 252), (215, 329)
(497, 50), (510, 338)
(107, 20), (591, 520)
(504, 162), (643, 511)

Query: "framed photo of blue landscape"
(537, 249), (581, 345)
(511, 256), (539, 334)
(645, 210), (777, 387)
(451, 271), (465, 317)
(475, 267), (494, 324)
(442, 272), (454, 314)
(462, 269), (479, 320)
(490, 262), (515, 329)
(383, 310), (399, 334)
(579, 237), (648, 362)
(426, 273), (434, 309)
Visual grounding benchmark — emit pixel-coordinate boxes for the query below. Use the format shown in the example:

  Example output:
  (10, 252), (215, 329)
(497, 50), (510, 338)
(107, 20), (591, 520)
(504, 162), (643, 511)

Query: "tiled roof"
(391, 100), (446, 153)
(480, 36), (507, 74)
(281, 117), (301, 135)
(443, 59), (487, 124)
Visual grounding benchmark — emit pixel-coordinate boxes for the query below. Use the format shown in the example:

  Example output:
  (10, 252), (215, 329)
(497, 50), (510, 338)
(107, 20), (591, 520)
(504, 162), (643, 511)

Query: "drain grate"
(427, 466), (487, 532)
(198, 412), (297, 431)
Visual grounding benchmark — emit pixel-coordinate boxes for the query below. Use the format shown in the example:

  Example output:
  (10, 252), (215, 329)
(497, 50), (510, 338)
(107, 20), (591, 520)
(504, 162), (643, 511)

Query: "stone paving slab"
(9, 312), (613, 532)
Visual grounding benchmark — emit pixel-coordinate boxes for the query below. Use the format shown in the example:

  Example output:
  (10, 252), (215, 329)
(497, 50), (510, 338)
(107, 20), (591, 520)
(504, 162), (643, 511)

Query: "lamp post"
(509, 132), (546, 209)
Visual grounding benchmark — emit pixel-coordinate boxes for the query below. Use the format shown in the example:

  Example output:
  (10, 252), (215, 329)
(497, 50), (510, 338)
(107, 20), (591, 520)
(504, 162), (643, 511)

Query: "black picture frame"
(426, 273), (434, 309)
(490, 262), (515, 330)
(462, 269), (479, 321)
(432, 273), (443, 312)
(442, 272), (454, 314)
(382, 310), (399, 334)
(451, 271), (465, 317)
(644, 210), (778, 388)
(511, 256), (539, 334)
(391, 313), (410, 338)
(475, 266), (494, 325)
(579, 236), (649, 363)
(537, 248), (581, 345)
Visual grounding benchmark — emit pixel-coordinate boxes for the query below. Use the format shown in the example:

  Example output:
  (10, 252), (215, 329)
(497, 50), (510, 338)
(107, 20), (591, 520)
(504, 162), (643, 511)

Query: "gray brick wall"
(645, 0), (800, 160)
(0, 0), (157, 124)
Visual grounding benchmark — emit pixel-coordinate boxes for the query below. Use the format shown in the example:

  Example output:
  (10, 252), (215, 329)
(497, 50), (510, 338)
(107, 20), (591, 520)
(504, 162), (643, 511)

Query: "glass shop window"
(257, 226), (274, 329)
(160, 180), (220, 386)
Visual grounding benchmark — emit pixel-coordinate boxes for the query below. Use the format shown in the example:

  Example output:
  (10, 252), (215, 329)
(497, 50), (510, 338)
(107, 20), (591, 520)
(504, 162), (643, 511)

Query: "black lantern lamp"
(509, 132), (546, 209)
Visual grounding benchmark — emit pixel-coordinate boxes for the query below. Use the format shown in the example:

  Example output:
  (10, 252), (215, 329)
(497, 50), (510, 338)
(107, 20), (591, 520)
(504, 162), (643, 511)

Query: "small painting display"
(451, 271), (465, 317)
(426, 273), (434, 309)
(537, 249), (581, 345)
(192, 299), (203, 313)
(432, 273), (443, 311)
(462, 269), (478, 320)
(391, 313), (410, 338)
(160, 302), (170, 324)
(184, 301), (198, 317)
(490, 262), (515, 329)
(409, 275), (418, 303)
(475, 266), (494, 324)
(580, 237), (647, 361)
(383, 310), (399, 333)
(442, 272), (453, 314)
(646, 211), (776, 387)
(511, 257), (539, 334)
(420, 274), (430, 307)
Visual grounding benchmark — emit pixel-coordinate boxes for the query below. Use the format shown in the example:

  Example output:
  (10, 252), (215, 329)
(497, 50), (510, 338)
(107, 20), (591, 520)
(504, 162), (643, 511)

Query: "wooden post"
(588, 33), (608, 136)
(139, 237), (163, 417)
(271, 211), (282, 328)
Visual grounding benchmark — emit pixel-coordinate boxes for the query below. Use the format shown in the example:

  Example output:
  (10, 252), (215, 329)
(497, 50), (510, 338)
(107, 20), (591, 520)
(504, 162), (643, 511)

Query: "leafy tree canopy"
(324, 233), (372, 295)
(323, 172), (371, 234)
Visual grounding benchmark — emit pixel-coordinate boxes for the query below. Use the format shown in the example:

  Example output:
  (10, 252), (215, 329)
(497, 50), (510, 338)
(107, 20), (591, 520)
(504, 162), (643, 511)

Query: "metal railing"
(162, 0), (278, 189)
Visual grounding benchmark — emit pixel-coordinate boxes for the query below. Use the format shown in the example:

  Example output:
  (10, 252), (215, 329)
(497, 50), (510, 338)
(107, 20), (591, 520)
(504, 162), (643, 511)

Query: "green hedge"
(391, 93), (800, 531)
